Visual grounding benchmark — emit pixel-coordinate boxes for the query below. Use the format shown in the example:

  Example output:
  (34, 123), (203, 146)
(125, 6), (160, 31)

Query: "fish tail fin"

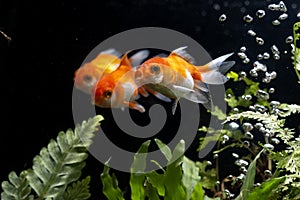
(129, 50), (150, 67)
(198, 53), (235, 84)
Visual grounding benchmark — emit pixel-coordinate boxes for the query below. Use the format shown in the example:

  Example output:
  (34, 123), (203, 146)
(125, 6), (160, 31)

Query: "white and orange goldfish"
(74, 49), (149, 94)
(92, 52), (146, 112)
(135, 46), (235, 114)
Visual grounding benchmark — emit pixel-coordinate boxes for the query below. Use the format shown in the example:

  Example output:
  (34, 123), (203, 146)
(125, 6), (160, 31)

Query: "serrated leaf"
(62, 176), (91, 200)
(130, 140), (151, 200)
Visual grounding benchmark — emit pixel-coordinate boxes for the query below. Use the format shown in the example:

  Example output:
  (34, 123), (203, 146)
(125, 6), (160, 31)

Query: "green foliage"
(1, 171), (33, 200)
(62, 176), (91, 200)
(293, 21), (300, 84)
(100, 161), (125, 200)
(1, 115), (103, 200)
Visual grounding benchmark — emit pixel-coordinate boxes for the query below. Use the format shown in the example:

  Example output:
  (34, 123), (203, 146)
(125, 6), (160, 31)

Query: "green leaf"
(130, 140), (151, 200)
(226, 71), (239, 81)
(62, 176), (91, 200)
(145, 182), (160, 200)
(182, 157), (201, 199)
(247, 177), (285, 200)
(210, 106), (227, 120)
(154, 139), (172, 162)
(147, 171), (165, 196)
(191, 182), (204, 200)
(1, 171), (33, 200)
(235, 150), (263, 200)
(100, 163), (125, 200)
(164, 140), (186, 200)
(26, 115), (103, 199)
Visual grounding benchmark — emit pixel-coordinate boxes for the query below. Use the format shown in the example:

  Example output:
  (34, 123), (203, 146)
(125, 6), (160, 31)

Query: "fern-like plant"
(1, 115), (103, 200)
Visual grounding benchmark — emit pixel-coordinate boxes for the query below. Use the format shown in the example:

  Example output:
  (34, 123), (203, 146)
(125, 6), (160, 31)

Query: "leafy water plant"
(1, 115), (103, 200)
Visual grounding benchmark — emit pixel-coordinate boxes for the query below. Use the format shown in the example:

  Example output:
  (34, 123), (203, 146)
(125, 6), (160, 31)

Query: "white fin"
(172, 46), (196, 64)
(173, 85), (195, 93)
(100, 48), (122, 57)
(194, 80), (209, 92)
(207, 53), (235, 72)
(130, 50), (150, 67)
(201, 71), (229, 84)
(152, 91), (172, 102)
(172, 99), (179, 115)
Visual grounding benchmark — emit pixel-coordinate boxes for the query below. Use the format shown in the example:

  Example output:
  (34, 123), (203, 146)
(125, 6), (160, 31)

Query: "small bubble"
(245, 132), (254, 140)
(227, 122), (240, 130)
(235, 159), (249, 167)
(254, 104), (268, 113)
(233, 108), (239, 113)
(237, 173), (246, 181)
(254, 183), (261, 187)
(270, 101), (280, 108)
(271, 45), (280, 54)
(242, 94), (252, 101)
(263, 52), (270, 59)
(247, 29), (256, 36)
(278, 13), (288, 20)
(279, 1), (287, 12)
(240, 46), (247, 52)
(238, 52), (247, 59)
(254, 123), (263, 130)
(264, 143), (274, 150)
(243, 57), (250, 64)
(285, 36), (293, 44)
(206, 160), (212, 165)
(256, 37), (264, 45)
(222, 135), (230, 144)
(213, 153), (219, 159)
(262, 77), (271, 83)
(239, 71), (247, 78)
(240, 166), (247, 174)
(271, 138), (280, 144)
(256, 9), (266, 18)
(272, 20), (281, 26)
(257, 90), (270, 100)
(257, 54), (263, 60)
(250, 69), (258, 77)
(243, 14), (253, 23)
(270, 71), (277, 79)
(232, 153), (239, 158)
(254, 61), (267, 71)
(297, 12), (300, 19)
(242, 122), (254, 131)
(273, 54), (280, 60)
(268, 4), (280, 11)
(219, 14), (227, 22)
(243, 141), (250, 148)
(269, 88), (275, 93)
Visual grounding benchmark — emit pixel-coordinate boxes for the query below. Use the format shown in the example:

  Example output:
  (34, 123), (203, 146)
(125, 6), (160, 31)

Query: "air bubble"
(255, 122), (263, 129)
(279, 1), (287, 12)
(240, 166), (247, 174)
(243, 57), (250, 64)
(222, 135), (229, 144)
(268, 4), (280, 11)
(235, 159), (249, 167)
(263, 52), (270, 59)
(297, 12), (300, 19)
(245, 132), (254, 140)
(272, 20), (281, 26)
(243, 14), (253, 23)
(227, 122), (240, 130)
(271, 138), (280, 144)
(240, 46), (247, 52)
(242, 122), (254, 131)
(262, 77), (271, 83)
(269, 88), (275, 93)
(271, 45), (280, 54)
(270, 71), (277, 79)
(233, 108), (239, 113)
(247, 29), (256, 36)
(238, 52), (247, 59)
(243, 141), (250, 148)
(213, 153), (219, 159)
(219, 14), (227, 22)
(270, 101), (280, 108)
(264, 170), (273, 177)
(250, 69), (258, 77)
(256, 37), (264, 45)
(256, 9), (266, 18)
(257, 90), (270, 100)
(232, 153), (239, 158)
(278, 13), (288, 20)
(257, 54), (263, 60)
(273, 54), (280, 60)
(242, 94), (252, 101)
(285, 36), (293, 44)
(239, 71), (247, 78)
(264, 143), (274, 151)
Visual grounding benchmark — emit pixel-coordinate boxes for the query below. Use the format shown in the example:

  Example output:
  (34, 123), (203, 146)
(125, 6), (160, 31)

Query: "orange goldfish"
(74, 49), (149, 94)
(92, 52), (146, 112)
(135, 46), (235, 114)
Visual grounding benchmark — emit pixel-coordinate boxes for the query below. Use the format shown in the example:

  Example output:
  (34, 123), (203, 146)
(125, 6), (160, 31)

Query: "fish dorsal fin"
(170, 46), (196, 64)
(119, 52), (132, 68)
(99, 48), (122, 57)
(130, 50), (149, 67)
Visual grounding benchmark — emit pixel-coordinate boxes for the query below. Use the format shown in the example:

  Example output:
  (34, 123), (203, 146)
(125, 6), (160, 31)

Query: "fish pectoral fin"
(172, 99), (179, 115)
(145, 87), (172, 102)
(201, 71), (229, 84)
(184, 91), (209, 104)
(194, 80), (209, 92)
(172, 85), (195, 94)
(123, 101), (145, 113)
(138, 87), (150, 98)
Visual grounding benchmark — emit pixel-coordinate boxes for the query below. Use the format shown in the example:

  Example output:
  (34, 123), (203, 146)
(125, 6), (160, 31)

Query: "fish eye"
(104, 90), (112, 98)
(151, 65), (160, 74)
(83, 75), (92, 82)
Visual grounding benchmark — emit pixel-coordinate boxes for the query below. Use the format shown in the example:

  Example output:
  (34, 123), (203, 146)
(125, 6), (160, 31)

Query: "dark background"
(1, 0), (300, 199)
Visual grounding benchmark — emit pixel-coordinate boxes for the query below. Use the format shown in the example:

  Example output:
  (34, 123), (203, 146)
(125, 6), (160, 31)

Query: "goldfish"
(135, 46), (235, 114)
(92, 52), (147, 112)
(74, 49), (149, 94)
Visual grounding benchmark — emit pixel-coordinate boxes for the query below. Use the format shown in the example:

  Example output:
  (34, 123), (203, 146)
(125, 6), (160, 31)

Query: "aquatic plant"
(1, 115), (102, 200)
(293, 22), (300, 84)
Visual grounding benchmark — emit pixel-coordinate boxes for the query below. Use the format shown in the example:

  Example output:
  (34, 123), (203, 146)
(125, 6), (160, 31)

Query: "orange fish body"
(92, 53), (145, 112)
(135, 46), (235, 113)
